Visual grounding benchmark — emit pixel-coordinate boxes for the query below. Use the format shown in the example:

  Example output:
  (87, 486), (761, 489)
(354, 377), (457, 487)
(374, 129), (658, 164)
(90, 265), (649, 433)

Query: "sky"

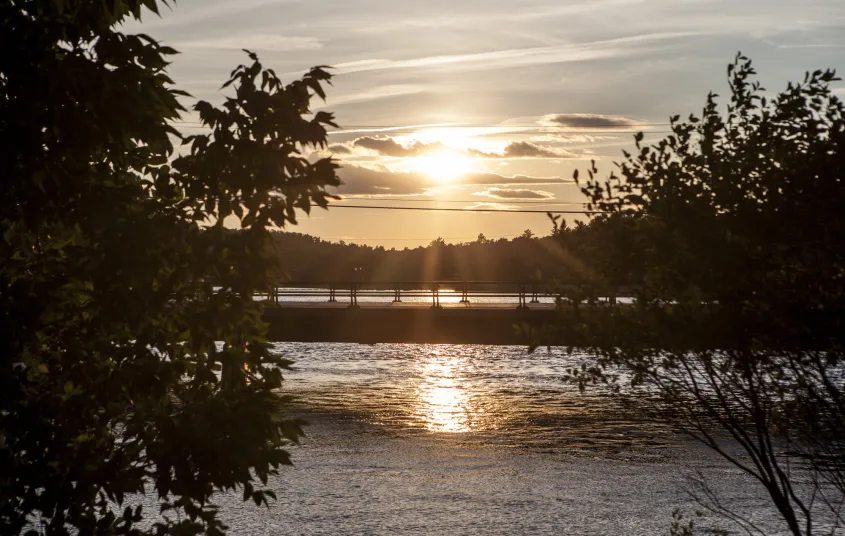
(128, 0), (845, 248)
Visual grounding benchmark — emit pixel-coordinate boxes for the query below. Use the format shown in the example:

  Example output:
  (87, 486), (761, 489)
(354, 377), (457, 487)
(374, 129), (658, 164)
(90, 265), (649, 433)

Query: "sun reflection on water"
(414, 352), (480, 433)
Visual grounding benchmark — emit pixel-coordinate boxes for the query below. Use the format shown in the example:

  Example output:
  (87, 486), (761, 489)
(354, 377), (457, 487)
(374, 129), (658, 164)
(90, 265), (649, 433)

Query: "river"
(191, 342), (802, 536)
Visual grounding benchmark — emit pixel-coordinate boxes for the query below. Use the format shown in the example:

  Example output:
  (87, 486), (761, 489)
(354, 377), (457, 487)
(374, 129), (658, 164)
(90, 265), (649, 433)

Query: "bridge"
(260, 281), (587, 345)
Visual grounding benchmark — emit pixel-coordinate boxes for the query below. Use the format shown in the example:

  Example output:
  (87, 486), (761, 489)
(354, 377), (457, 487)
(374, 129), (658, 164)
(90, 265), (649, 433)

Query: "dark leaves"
(553, 53), (845, 533)
(1, 9), (337, 536)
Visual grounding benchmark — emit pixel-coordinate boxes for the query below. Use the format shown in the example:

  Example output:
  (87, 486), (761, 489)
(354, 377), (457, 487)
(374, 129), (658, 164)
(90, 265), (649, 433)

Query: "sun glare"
(409, 151), (472, 182)
(414, 359), (473, 433)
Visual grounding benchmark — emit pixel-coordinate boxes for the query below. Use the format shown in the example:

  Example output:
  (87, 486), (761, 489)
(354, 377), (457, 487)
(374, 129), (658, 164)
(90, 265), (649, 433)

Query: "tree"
(520, 229), (535, 240)
(551, 54), (845, 535)
(0, 1), (339, 534)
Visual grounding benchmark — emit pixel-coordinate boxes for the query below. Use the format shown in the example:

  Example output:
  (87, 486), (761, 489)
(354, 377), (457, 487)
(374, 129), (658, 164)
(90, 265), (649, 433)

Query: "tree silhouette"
(554, 54), (845, 535)
(0, 2), (339, 534)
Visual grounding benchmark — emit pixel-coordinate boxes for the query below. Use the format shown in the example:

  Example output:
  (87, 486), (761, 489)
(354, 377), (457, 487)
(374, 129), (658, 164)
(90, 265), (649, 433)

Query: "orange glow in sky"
(406, 150), (473, 183)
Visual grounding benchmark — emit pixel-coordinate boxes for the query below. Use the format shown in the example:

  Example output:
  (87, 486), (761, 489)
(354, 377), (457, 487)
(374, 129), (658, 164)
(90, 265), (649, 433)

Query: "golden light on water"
(414, 352), (480, 433)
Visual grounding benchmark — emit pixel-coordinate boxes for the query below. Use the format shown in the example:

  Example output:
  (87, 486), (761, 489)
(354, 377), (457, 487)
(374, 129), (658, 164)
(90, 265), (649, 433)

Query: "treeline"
(269, 218), (628, 284)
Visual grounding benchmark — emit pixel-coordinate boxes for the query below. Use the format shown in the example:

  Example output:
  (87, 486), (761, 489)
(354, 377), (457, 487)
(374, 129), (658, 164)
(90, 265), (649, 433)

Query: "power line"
(338, 197), (585, 205)
(167, 121), (673, 128)
(314, 234), (525, 241)
(168, 125), (673, 135)
(167, 127), (673, 135)
(323, 204), (605, 214)
(332, 124), (673, 128)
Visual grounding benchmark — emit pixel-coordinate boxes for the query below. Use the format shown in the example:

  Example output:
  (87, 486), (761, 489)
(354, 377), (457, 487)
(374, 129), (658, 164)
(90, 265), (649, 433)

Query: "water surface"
(210, 343), (789, 535)
(143, 343), (800, 535)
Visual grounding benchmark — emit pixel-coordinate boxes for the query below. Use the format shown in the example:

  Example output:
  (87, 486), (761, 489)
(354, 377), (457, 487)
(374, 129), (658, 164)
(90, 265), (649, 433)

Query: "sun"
(409, 150), (472, 183)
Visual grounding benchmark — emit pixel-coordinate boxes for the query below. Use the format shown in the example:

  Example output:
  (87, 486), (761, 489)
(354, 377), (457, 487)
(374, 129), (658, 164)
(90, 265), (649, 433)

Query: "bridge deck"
(266, 301), (556, 310)
(263, 302), (558, 345)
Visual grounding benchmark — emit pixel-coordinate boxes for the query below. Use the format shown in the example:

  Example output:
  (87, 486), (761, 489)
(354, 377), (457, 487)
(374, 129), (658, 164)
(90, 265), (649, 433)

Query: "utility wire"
(167, 121), (673, 128)
(168, 125), (673, 134)
(331, 124), (673, 128)
(323, 204), (605, 214)
(338, 198), (584, 205)
(313, 234), (525, 241)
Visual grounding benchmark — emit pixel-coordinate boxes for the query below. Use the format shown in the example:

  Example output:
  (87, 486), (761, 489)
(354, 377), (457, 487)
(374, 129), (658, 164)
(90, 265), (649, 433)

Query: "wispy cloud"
(352, 137), (443, 157)
(776, 44), (845, 49)
(319, 85), (425, 108)
(500, 141), (569, 158)
(474, 188), (554, 200)
(335, 165), (571, 196)
(334, 32), (697, 75)
(531, 133), (619, 143)
(340, 137), (574, 159)
(463, 202), (520, 211)
(348, 0), (648, 34)
(329, 123), (470, 136)
(172, 34), (322, 51)
(136, 0), (303, 29)
(327, 144), (353, 154)
(540, 113), (642, 128)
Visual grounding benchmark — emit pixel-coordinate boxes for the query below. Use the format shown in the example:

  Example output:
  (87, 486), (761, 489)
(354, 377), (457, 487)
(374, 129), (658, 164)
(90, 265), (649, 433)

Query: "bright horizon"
(127, 0), (845, 248)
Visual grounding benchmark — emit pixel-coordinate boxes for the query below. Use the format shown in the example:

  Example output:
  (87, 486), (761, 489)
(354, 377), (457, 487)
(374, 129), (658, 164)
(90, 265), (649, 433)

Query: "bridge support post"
(459, 281), (469, 303)
(530, 282), (540, 304)
(349, 282), (359, 308)
(393, 286), (402, 302)
(517, 282), (527, 309)
(431, 282), (441, 309)
(328, 285), (337, 303)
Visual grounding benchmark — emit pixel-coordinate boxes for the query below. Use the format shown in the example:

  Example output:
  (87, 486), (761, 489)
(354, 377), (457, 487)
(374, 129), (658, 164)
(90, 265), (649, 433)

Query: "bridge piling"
(459, 281), (470, 303)
(349, 282), (359, 308)
(517, 283), (528, 309)
(431, 282), (441, 308)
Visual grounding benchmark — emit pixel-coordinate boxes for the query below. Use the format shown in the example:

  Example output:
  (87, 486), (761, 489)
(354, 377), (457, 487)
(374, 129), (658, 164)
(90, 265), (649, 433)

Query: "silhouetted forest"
(269, 219), (625, 284)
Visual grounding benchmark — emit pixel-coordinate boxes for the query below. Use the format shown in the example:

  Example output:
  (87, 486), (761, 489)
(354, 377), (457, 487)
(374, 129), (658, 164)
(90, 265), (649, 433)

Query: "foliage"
(264, 227), (632, 284)
(0, 1), (339, 534)
(551, 54), (845, 535)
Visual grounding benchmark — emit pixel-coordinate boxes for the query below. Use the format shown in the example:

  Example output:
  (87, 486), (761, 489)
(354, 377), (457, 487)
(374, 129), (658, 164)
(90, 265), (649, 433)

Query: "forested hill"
(269, 221), (626, 284)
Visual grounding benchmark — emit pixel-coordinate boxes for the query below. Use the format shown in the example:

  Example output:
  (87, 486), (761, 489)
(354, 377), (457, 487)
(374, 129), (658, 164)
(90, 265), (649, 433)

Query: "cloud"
(317, 85), (424, 108)
(474, 188), (554, 200)
(173, 35), (322, 52)
(327, 144), (353, 154)
(465, 172), (569, 186)
(137, 0), (302, 29)
(347, 137), (572, 159)
(531, 133), (619, 143)
(469, 141), (575, 158)
(540, 113), (642, 128)
(333, 32), (696, 75)
(463, 202), (520, 211)
(352, 137), (443, 157)
(502, 141), (566, 158)
(335, 165), (570, 196)
(335, 165), (424, 195)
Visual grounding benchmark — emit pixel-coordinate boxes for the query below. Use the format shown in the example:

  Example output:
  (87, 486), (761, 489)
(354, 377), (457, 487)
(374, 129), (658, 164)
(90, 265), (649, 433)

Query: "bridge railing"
(256, 281), (556, 308)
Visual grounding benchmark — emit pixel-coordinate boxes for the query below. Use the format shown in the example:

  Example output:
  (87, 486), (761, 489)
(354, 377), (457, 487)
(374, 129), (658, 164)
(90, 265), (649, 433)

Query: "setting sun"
(408, 150), (472, 182)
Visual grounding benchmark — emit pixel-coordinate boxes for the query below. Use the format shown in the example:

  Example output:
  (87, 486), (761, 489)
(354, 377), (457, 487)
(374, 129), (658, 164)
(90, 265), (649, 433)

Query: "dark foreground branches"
(541, 55), (845, 535)
(1, 1), (339, 534)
